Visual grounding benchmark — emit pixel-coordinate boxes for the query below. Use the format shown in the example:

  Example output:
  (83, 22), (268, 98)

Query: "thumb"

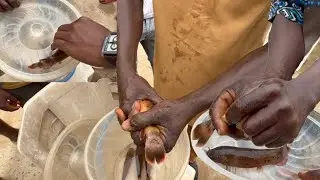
(121, 101), (141, 130)
(122, 109), (159, 131)
(226, 83), (281, 125)
(210, 90), (235, 135)
(115, 108), (126, 125)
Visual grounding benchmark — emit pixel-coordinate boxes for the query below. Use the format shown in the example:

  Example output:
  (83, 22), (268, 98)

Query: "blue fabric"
(269, 0), (320, 24)
(269, 0), (304, 24)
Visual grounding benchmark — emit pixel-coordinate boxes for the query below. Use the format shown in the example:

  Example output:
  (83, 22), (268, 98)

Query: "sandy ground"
(0, 109), (42, 180)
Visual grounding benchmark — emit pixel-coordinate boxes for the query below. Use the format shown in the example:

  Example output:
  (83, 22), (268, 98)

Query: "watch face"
(104, 34), (117, 55)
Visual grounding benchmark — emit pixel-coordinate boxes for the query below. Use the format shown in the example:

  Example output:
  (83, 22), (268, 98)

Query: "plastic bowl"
(191, 111), (320, 180)
(0, 0), (80, 81)
(85, 110), (191, 180)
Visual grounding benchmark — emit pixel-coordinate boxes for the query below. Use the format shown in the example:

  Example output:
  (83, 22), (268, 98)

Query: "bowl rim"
(191, 110), (320, 180)
(84, 110), (191, 180)
(0, 0), (81, 82)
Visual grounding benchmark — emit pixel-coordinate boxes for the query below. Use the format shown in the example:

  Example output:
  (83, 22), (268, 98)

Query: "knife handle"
(139, 100), (166, 165)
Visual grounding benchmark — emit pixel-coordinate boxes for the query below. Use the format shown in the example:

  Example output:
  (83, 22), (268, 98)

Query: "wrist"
(296, 60), (320, 105)
(293, 77), (320, 109)
(178, 93), (213, 122)
(173, 98), (198, 126)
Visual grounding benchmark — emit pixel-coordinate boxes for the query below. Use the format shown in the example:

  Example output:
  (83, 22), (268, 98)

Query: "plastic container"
(18, 79), (119, 168)
(18, 80), (195, 180)
(0, 63), (94, 82)
(0, 0), (81, 82)
(191, 111), (320, 180)
(85, 111), (194, 180)
(44, 119), (98, 180)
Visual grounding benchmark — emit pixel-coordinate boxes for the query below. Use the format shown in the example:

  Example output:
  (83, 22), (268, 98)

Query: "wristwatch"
(102, 32), (117, 57)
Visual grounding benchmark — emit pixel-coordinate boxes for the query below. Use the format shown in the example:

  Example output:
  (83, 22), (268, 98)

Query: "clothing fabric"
(0, 83), (31, 90)
(140, 18), (155, 67)
(153, 0), (270, 100)
(141, 39), (155, 67)
(269, 0), (305, 24)
(153, 0), (270, 178)
(269, 0), (320, 24)
(143, 0), (154, 19)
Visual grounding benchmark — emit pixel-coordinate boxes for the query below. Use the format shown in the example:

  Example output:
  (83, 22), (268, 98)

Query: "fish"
(206, 146), (289, 168)
(28, 50), (68, 69)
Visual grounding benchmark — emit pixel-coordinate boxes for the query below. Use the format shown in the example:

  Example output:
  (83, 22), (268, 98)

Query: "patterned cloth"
(269, 0), (320, 24)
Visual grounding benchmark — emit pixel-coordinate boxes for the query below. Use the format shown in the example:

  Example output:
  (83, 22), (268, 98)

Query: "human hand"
(211, 78), (316, 148)
(51, 17), (115, 67)
(0, 0), (20, 12)
(117, 74), (162, 122)
(0, 89), (20, 112)
(298, 169), (320, 180)
(119, 98), (190, 154)
(115, 74), (163, 159)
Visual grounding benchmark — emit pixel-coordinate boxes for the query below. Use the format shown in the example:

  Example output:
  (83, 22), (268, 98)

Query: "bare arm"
(117, 0), (143, 78)
(179, 10), (320, 123)
(117, 0), (162, 116)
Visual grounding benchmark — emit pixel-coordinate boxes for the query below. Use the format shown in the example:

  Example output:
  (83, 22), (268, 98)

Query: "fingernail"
(121, 120), (130, 130)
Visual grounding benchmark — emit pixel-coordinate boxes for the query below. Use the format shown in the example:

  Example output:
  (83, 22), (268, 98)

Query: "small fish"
(28, 50), (68, 69)
(206, 146), (288, 168)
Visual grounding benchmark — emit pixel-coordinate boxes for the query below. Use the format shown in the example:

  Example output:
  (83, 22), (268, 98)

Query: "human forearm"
(295, 59), (320, 105)
(178, 12), (318, 122)
(303, 7), (320, 53)
(178, 45), (270, 121)
(117, 0), (143, 77)
(266, 15), (305, 80)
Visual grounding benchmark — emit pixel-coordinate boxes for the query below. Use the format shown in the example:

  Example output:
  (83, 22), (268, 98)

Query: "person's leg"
(0, 119), (19, 142)
(140, 17), (155, 68)
(141, 39), (155, 67)
(0, 83), (49, 142)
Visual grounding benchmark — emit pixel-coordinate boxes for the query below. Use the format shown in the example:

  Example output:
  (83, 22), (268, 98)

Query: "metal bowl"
(0, 0), (81, 82)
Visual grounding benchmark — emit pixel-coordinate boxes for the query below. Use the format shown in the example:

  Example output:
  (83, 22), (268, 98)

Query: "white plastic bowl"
(0, 0), (81, 81)
(191, 111), (320, 180)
